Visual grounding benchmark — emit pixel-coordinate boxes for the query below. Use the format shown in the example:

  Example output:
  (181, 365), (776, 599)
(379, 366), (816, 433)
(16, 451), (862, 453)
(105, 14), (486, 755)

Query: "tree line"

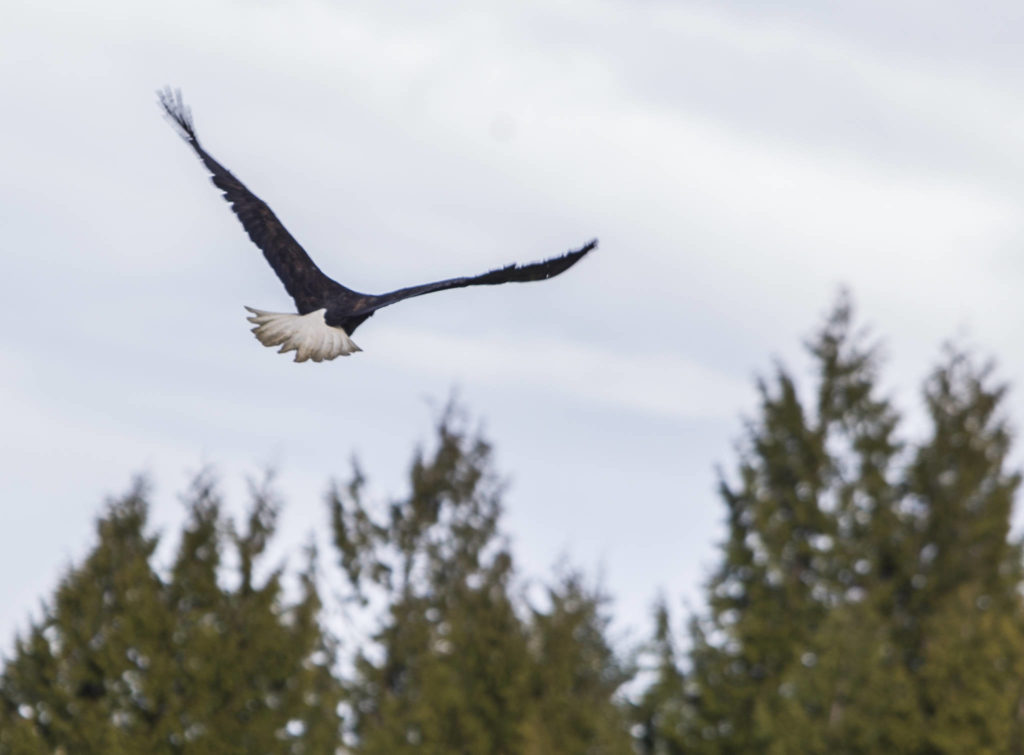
(4, 295), (1024, 753)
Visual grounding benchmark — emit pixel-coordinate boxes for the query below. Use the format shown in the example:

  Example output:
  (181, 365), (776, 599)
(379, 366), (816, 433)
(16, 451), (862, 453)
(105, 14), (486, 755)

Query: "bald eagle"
(158, 89), (596, 363)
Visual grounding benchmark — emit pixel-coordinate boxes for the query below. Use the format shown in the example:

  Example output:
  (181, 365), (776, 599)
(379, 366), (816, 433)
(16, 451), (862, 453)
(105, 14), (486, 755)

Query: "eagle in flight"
(158, 89), (596, 362)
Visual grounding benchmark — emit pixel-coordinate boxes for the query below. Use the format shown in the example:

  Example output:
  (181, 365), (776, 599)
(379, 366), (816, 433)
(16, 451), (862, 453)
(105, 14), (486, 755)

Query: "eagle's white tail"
(245, 307), (361, 362)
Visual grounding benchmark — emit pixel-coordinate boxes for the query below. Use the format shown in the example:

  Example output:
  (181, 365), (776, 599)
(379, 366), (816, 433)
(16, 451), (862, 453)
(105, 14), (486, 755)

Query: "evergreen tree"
(331, 408), (633, 753)
(632, 601), (693, 755)
(331, 410), (531, 753)
(684, 297), (888, 750)
(902, 352), (1024, 752)
(765, 349), (1024, 752)
(2, 407), (634, 755)
(767, 599), (925, 753)
(20, 292), (1024, 752)
(0, 475), (341, 754)
(522, 573), (633, 755)
(658, 295), (1024, 752)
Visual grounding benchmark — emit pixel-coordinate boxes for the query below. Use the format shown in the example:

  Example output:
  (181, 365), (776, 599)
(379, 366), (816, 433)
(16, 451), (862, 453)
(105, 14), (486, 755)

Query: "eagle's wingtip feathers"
(555, 237), (598, 269)
(565, 238), (597, 264)
(157, 86), (197, 143)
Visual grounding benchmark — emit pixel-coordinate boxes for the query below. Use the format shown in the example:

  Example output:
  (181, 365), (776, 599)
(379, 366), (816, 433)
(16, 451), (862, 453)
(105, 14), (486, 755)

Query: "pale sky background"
(4, 0), (1024, 650)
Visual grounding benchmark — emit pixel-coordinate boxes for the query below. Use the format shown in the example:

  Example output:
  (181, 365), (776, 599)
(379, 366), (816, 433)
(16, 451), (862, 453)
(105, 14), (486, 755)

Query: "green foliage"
(767, 600), (925, 754)
(330, 410), (531, 753)
(1, 409), (634, 754)
(644, 293), (1024, 752)
(8, 294), (1024, 753)
(632, 601), (692, 754)
(0, 475), (341, 754)
(522, 573), (634, 755)
(330, 407), (633, 754)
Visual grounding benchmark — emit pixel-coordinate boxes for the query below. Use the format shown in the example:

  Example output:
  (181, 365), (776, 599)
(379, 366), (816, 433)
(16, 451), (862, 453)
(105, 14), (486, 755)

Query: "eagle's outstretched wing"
(158, 88), (352, 313)
(350, 239), (597, 317)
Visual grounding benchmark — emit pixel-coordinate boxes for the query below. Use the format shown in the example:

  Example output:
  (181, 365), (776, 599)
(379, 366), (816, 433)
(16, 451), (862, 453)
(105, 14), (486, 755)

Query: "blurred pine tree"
(646, 295), (1024, 752)
(0, 475), (342, 754)
(632, 601), (693, 754)
(1, 409), (634, 754)
(7, 296), (1024, 754)
(330, 407), (633, 754)
(522, 572), (633, 754)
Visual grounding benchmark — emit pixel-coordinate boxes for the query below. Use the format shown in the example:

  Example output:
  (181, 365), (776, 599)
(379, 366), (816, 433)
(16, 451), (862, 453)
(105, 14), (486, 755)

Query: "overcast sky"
(4, 0), (1024, 648)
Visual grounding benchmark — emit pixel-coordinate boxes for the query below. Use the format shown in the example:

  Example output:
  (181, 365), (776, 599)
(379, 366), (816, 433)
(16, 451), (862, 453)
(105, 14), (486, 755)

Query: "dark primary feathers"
(159, 88), (350, 315)
(361, 241), (596, 314)
(158, 87), (596, 358)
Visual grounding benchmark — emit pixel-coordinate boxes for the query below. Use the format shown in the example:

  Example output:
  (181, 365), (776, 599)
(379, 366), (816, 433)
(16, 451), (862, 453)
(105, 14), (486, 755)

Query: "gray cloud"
(4, 0), (1024, 645)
